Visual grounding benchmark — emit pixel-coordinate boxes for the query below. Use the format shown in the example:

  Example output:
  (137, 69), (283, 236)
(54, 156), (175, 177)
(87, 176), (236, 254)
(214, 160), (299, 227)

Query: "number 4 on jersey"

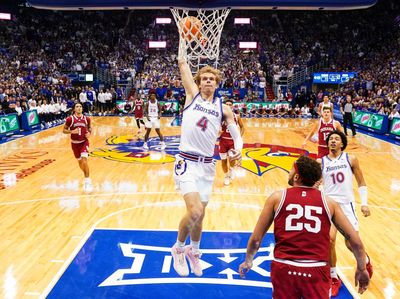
(196, 116), (208, 131)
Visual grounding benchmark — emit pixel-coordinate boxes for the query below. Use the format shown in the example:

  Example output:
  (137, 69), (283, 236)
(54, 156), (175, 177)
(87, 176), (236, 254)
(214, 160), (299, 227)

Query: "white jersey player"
(179, 93), (223, 157)
(322, 152), (355, 205)
(319, 130), (373, 296)
(318, 95), (334, 116)
(143, 92), (165, 150)
(171, 57), (243, 277)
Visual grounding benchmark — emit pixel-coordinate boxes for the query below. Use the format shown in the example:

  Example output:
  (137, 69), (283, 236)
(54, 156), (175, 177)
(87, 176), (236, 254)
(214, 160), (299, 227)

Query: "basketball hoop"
(171, 8), (231, 73)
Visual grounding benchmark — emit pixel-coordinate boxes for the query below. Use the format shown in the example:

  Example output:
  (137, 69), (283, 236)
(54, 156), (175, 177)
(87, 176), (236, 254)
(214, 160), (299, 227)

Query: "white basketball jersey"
(148, 100), (158, 118)
(322, 153), (355, 203)
(322, 102), (333, 109)
(179, 93), (223, 157)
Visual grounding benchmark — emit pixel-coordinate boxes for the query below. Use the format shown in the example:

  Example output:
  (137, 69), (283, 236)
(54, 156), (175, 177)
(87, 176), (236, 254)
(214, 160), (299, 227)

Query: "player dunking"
(239, 155), (370, 298)
(319, 130), (373, 296)
(302, 106), (343, 158)
(63, 102), (93, 193)
(171, 57), (243, 277)
(219, 98), (245, 186)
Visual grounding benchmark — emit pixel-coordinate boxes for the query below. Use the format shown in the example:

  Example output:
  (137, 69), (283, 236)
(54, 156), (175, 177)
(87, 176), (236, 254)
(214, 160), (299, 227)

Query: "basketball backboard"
(27, 0), (377, 10)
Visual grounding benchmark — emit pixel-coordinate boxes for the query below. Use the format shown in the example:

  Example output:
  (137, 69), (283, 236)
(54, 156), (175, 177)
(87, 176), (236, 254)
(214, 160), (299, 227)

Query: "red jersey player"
(239, 155), (370, 298)
(302, 106), (343, 158)
(63, 102), (93, 193)
(219, 99), (244, 185)
(134, 95), (145, 134)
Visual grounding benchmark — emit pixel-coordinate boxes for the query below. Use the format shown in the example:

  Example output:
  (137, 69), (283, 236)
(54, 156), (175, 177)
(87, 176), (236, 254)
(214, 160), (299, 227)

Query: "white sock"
(330, 267), (338, 279)
(191, 241), (200, 251)
(176, 240), (185, 250)
(84, 177), (91, 184)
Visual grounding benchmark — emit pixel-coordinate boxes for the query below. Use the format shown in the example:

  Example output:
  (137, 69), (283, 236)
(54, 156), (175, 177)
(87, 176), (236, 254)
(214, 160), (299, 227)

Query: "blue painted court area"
(47, 229), (354, 298)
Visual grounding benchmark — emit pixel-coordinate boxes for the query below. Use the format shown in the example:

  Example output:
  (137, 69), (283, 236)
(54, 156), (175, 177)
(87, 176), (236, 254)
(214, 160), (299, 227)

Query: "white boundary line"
(1, 191), (399, 212)
(0, 191), (265, 206)
(95, 227), (254, 233)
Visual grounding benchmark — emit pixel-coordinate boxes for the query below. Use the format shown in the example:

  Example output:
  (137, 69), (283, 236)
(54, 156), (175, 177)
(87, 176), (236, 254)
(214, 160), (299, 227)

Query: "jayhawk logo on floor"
(90, 135), (315, 175)
(90, 135), (179, 164)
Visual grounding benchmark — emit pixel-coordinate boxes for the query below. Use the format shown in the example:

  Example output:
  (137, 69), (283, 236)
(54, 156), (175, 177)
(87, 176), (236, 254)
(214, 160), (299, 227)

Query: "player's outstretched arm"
(302, 122), (318, 148)
(223, 104), (243, 163)
(237, 114), (245, 136)
(63, 118), (78, 134)
(157, 102), (162, 119)
(144, 102), (150, 121)
(317, 103), (323, 116)
(335, 120), (344, 133)
(85, 118), (92, 138)
(239, 191), (280, 278)
(349, 155), (370, 217)
(329, 197), (370, 294)
(178, 57), (199, 107)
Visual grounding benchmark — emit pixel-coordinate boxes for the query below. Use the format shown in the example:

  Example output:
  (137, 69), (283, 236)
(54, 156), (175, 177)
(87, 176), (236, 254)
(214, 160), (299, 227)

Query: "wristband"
(358, 186), (368, 206)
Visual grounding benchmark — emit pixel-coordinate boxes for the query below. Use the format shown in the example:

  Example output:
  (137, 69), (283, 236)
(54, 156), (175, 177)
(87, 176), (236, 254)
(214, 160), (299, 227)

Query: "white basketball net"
(171, 8), (231, 73)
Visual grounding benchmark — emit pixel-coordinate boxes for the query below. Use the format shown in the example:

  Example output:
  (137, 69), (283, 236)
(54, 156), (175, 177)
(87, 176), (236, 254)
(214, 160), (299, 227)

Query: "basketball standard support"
(27, 0), (377, 11)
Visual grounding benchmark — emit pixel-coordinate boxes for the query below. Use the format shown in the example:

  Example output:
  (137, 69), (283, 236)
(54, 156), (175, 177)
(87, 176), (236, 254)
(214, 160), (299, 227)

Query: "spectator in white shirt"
(97, 90), (106, 115)
(389, 108), (400, 120)
(301, 105), (311, 116)
(105, 89), (113, 114)
(15, 101), (23, 116)
(79, 90), (88, 103)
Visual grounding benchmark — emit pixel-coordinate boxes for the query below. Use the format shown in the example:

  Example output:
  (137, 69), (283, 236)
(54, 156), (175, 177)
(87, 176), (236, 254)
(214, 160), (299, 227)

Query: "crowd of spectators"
(0, 0), (399, 127)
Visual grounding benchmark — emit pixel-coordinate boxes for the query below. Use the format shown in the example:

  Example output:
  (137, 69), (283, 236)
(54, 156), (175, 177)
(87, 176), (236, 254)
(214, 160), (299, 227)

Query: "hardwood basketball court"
(0, 116), (399, 298)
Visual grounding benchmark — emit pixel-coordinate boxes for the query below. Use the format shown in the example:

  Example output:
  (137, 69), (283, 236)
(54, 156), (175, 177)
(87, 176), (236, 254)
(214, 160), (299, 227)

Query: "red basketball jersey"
(318, 118), (336, 147)
(65, 114), (91, 143)
(220, 113), (238, 140)
(134, 99), (144, 118)
(274, 187), (331, 262)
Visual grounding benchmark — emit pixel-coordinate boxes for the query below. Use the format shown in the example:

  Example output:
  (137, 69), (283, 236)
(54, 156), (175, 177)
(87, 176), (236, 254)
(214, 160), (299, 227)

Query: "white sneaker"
(143, 142), (149, 150)
(224, 175), (230, 186)
(160, 141), (166, 150)
(184, 245), (203, 277)
(171, 244), (189, 276)
(83, 181), (93, 193)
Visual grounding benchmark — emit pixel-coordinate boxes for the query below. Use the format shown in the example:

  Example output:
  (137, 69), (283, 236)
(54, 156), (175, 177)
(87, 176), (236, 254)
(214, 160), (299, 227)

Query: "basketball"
(179, 16), (202, 41)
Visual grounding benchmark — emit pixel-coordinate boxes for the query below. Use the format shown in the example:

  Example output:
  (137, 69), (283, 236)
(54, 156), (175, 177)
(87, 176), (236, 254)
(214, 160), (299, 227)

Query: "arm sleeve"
(358, 186), (368, 205)
(227, 123), (243, 152)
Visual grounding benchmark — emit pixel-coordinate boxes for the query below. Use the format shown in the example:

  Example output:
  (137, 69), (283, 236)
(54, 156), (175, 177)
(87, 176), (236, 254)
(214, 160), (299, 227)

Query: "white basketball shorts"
(173, 154), (216, 203)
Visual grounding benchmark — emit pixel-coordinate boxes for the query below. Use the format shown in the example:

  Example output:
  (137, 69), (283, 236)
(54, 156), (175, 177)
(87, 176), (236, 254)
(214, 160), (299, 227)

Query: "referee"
(341, 95), (356, 136)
